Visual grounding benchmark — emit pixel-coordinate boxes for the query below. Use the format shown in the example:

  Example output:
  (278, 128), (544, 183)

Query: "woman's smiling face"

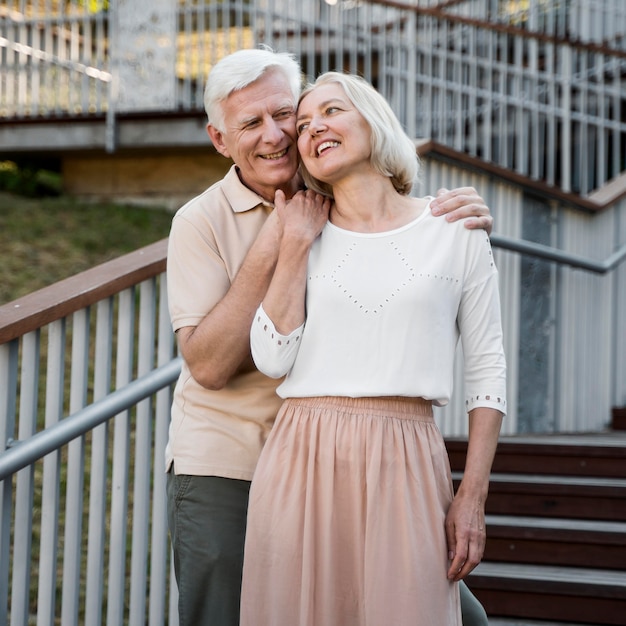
(296, 82), (372, 185)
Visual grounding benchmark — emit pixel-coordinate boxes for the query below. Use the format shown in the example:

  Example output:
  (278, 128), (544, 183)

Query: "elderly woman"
(240, 72), (506, 626)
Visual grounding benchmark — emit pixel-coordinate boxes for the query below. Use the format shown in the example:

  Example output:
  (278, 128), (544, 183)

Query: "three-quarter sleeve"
(251, 304), (304, 379)
(458, 231), (507, 415)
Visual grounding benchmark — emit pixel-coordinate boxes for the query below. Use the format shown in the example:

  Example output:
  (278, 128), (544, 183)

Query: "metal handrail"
(490, 234), (626, 274)
(0, 357), (182, 481)
(0, 36), (112, 83)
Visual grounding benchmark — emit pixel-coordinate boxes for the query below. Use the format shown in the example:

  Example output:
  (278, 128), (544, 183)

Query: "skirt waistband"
(283, 396), (433, 419)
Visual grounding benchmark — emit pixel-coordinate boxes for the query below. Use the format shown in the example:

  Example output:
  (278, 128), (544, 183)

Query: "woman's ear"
(207, 123), (230, 158)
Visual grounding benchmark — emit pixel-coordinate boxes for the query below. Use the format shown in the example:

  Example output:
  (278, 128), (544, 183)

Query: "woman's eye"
(297, 122), (309, 135)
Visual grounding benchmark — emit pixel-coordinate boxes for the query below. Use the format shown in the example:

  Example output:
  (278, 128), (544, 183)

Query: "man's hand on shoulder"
(430, 187), (493, 235)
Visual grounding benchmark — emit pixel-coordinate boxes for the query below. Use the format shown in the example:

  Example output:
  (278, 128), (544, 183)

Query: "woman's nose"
(308, 116), (326, 135)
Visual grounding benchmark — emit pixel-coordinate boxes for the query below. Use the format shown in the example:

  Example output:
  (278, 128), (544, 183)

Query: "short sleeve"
(167, 212), (231, 331)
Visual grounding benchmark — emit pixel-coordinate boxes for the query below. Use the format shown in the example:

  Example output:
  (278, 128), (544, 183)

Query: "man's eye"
(277, 110), (295, 119)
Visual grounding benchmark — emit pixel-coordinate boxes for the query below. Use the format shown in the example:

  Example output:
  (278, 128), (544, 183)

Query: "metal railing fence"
(1, 0), (625, 194)
(0, 239), (179, 626)
(0, 0), (111, 117)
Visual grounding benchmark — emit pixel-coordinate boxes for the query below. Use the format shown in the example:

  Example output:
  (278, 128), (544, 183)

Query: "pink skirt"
(240, 396), (461, 626)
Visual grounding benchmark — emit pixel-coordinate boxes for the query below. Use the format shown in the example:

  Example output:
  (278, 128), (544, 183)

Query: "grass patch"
(0, 191), (174, 304)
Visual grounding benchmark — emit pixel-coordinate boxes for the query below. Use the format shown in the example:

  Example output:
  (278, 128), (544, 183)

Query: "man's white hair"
(204, 47), (302, 132)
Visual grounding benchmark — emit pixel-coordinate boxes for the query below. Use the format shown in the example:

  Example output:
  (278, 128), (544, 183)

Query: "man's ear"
(207, 123), (230, 158)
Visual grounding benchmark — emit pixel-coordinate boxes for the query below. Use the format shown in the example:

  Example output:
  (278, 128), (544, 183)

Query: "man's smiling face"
(208, 68), (299, 202)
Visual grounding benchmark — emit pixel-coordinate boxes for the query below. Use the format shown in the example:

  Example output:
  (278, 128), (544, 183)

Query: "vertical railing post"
(560, 44), (573, 193)
(11, 330), (41, 625)
(0, 339), (19, 626)
(37, 319), (67, 626)
(61, 309), (91, 626)
(84, 298), (114, 626)
(149, 276), (175, 626)
(106, 287), (135, 626)
(129, 279), (157, 624)
(106, 0), (118, 153)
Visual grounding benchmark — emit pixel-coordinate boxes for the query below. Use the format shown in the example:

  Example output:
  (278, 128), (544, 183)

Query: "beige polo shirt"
(165, 165), (283, 480)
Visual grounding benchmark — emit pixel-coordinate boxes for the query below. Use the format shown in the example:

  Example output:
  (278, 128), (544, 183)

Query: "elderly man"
(166, 47), (493, 626)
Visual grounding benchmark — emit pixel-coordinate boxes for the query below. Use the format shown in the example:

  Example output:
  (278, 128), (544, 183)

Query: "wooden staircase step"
(489, 617), (597, 626)
(446, 433), (626, 478)
(446, 434), (626, 624)
(467, 562), (626, 625)
(484, 515), (626, 569)
(452, 472), (626, 521)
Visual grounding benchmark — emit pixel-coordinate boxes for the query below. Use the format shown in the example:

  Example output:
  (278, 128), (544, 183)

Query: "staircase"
(446, 432), (626, 626)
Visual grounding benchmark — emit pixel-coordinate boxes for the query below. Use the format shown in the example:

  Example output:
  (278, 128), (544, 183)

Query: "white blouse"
(251, 204), (507, 415)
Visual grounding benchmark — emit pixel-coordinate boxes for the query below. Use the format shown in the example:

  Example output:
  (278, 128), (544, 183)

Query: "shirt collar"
(222, 165), (274, 213)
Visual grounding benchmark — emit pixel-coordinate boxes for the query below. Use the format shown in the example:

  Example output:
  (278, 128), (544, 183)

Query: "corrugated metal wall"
(556, 205), (622, 431)
(616, 211), (626, 411)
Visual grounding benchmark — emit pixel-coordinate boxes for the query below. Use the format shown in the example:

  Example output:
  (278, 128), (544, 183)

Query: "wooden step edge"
(446, 432), (626, 452)
(452, 471), (626, 491)
(446, 435), (626, 479)
(468, 562), (626, 598)
(489, 617), (597, 626)
(485, 514), (626, 543)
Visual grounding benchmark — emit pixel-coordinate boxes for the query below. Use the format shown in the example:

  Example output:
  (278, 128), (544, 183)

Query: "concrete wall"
(62, 149), (231, 210)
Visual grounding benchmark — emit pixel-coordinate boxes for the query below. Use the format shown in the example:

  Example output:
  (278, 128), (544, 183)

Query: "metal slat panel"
(84, 298), (113, 626)
(615, 200), (626, 407)
(60, 309), (90, 626)
(128, 279), (157, 625)
(0, 339), (18, 626)
(556, 208), (616, 431)
(106, 288), (135, 626)
(37, 319), (65, 626)
(11, 331), (39, 626)
(149, 275), (175, 626)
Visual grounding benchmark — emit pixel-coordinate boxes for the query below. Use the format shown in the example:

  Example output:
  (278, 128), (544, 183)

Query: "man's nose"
(262, 118), (285, 142)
